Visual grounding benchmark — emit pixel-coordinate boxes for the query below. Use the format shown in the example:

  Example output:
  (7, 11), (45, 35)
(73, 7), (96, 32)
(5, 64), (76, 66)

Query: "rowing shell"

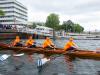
(0, 43), (100, 60)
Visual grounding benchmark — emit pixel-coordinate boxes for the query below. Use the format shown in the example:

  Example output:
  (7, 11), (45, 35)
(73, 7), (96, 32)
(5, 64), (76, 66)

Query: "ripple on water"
(0, 39), (100, 75)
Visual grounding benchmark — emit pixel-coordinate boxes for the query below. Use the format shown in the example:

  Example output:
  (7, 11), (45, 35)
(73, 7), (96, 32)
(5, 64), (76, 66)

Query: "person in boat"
(25, 36), (36, 62)
(12, 36), (23, 47)
(95, 48), (100, 53)
(42, 37), (55, 49)
(25, 35), (36, 48)
(64, 37), (78, 52)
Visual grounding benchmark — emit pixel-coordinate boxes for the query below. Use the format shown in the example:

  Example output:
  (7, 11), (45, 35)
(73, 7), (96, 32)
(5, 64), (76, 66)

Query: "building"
(35, 25), (53, 36)
(0, 0), (27, 27)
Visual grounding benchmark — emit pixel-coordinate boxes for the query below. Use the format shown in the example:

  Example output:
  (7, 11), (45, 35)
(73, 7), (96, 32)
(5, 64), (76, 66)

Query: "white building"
(0, 0), (27, 26)
(35, 25), (53, 36)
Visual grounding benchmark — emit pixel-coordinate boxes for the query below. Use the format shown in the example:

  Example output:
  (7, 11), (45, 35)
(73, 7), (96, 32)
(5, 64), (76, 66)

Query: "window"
(0, 20), (13, 22)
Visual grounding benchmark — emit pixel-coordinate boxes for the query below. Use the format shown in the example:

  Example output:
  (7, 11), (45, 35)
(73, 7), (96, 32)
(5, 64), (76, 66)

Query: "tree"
(32, 22), (37, 29)
(61, 20), (84, 33)
(62, 20), (74, 32)
(74, 24), (84, 33)
(0, 10), (4, 16)
(55, 25), (63, 30)
(45, 13), (60, 30)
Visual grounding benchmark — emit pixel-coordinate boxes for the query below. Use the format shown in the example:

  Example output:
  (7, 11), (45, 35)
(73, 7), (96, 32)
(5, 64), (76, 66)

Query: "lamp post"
(53, 25), (56, 41)
(14, 17), (17, 30)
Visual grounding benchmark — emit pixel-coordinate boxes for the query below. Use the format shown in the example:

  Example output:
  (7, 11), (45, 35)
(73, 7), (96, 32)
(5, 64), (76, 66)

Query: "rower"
(42, 37), (55, 49)
(64, 37), (78, 52)
(96, 48), (100, 53)
(42, 37), (55, 63)
(25, 36), (36, 62)
(12, 36), (23, 47)
(25, 35), (36, 48)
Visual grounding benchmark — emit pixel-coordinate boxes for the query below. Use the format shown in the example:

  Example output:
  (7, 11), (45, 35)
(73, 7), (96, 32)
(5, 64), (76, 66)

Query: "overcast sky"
(18, 0), (100, 31)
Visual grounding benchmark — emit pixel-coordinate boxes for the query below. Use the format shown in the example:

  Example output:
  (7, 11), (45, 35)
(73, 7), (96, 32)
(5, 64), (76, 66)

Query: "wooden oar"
(0, 42), (10, 49)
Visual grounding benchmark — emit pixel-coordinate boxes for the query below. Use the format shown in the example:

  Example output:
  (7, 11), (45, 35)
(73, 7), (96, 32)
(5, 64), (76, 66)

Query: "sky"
(18, 0), (100, 31)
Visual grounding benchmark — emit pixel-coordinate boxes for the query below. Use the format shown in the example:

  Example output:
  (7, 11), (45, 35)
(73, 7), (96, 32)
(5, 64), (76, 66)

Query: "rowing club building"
(0, 0), (28, 39)
(0, 0), (28, 27)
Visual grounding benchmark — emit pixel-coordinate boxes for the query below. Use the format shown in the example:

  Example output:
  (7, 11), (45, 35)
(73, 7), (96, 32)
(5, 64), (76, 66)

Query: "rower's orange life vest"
(13, 38), (20, 46)
(26, 39), (35, 46)
(64, 41), (76, 50)
(42, 39), (53, 48)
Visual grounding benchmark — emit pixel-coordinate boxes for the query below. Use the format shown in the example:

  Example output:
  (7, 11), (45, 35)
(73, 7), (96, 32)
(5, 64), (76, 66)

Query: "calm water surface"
(0, 39), (100, 75)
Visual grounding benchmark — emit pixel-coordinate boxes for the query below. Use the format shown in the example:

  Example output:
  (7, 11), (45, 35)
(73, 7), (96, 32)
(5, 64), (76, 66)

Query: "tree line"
(32, 13), (84, 33)
(0, 9), (84, 33)
(45, 13), (84, 33)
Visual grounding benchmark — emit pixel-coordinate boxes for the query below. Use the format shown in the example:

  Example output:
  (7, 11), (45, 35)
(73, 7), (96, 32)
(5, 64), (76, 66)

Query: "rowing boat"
(0, 43), (100, 60)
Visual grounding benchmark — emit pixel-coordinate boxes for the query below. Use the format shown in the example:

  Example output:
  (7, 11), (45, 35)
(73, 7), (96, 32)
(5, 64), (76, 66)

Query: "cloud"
(18, 0), (100, 31)
(73, 0), (100, 14)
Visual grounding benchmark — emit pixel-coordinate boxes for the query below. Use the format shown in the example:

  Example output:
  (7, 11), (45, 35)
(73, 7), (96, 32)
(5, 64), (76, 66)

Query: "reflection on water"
(0, 39), (100, 75)
(64, 55), (74, 75)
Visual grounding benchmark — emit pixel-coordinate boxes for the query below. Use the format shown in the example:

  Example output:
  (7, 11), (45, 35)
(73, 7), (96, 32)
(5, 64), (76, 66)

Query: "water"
(0, 39), (100, 75)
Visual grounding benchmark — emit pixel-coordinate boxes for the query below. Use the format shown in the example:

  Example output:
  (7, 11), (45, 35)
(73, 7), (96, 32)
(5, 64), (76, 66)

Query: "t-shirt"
(26, 39), (35, 46)
(42, 39), (53, 48)
(64, 41), (76, 50)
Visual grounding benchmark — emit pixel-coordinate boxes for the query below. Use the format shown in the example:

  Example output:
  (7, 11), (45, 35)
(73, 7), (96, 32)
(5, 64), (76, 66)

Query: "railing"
(0, 29), (17, 32)
(0, 28), (53, 36)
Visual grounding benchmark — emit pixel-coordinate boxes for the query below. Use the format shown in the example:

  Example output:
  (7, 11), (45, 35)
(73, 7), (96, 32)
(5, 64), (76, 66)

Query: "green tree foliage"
(32, 13), (84, 33)
(62, 20), (75, 32)
(62, 20), (84, 33)
(32, 22), (37, 29)
(0, 10), (5, 16)
(74, 24), (84, 33)
(45, 13), (60, 30)
(55, 25), (63, 30)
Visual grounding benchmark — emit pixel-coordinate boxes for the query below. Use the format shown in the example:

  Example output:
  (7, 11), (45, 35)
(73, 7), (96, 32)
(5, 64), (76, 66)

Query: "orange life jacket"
(64, 41), (75, 50)
(42, 39), (53, 48)
(13, 38), (20, 46)
(26, 39), (35, 46)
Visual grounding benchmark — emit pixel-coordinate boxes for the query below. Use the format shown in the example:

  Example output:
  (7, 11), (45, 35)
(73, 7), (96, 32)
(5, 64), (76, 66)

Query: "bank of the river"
(0, 32), (46, 40)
